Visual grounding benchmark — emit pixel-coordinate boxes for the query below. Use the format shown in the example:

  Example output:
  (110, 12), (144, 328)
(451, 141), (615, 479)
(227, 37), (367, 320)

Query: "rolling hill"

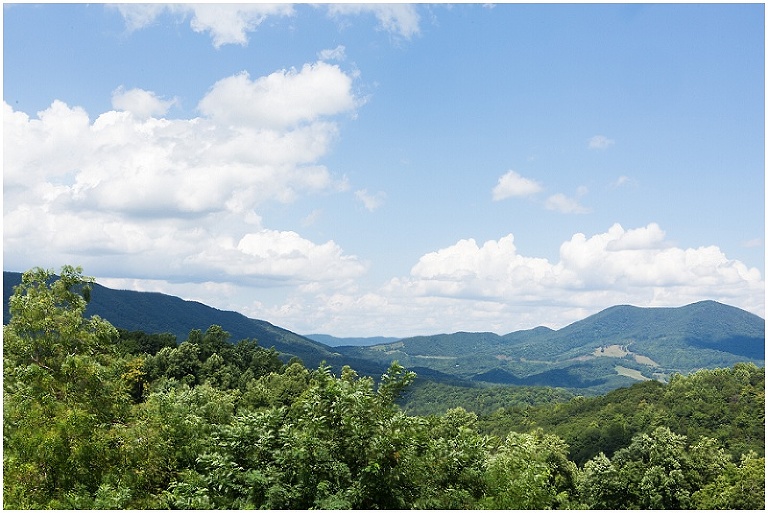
(336, 301), (765, 393)
(4, 270), (764, 393)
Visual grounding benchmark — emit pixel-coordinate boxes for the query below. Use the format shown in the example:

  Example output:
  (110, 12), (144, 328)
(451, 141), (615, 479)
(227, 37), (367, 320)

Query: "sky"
(3, 2), (765, 338)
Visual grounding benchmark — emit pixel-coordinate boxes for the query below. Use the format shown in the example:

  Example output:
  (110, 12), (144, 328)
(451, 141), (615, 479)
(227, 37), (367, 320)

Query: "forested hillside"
(338, 301), (765, 395)
(3, 267), (765, 509)
(342, 302), (765, 393)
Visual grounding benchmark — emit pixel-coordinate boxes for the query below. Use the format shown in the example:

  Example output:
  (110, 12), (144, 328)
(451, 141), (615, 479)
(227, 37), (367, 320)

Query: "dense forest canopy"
(3, 266), (765, 509)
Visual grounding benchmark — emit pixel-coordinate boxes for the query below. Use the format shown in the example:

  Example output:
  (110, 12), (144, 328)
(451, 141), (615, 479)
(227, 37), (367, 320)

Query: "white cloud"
(111, 86), (177, 119)
(405, 223), (764, 302)
(319, 45), (347, 62)
(186, 229), (367, 283)
(198, 62), (360, 129)
(604, 222), (666, 250)
(114, 3), (167, 31)
(187, 3), (295, 47)
(589, 134), (615, 149)
(355, 189), (387, 211)
(325, 4), (421, 39)
(3, 60), (364, 287)
(545, 193), (590, 214)
(612, 175), (637, 188)
(114, 3), (295, 47)
(492, 170), (543, 200)
(115, 4), (419, 47)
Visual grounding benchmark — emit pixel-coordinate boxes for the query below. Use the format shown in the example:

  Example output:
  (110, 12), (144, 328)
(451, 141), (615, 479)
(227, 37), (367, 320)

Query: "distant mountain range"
(339, 301), (765, 392)
(4, 271), (764, 393)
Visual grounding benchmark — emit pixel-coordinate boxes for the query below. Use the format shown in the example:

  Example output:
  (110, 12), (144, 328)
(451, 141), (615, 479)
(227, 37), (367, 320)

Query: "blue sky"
(3, 3), (765, 337)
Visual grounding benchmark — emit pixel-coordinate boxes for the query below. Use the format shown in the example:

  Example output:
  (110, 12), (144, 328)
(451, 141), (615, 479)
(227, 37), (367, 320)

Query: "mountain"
(304, 334), (402, 347)
(334, 301), (765, 393)
(2, 271), (387, 376)
(4, 270), (764, 394)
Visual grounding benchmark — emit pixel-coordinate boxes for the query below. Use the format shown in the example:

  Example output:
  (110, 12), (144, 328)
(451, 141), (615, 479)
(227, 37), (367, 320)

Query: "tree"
(577, 426), (733, 509)
(481, 428), (578, 509)
(411, 408), (490, 509)
(3, 266), (127, 508)
(115, 328), (176, 357)
(691, 451), (765, 510)
(165, 362), (494, 510)
(199, 324), (229, 360)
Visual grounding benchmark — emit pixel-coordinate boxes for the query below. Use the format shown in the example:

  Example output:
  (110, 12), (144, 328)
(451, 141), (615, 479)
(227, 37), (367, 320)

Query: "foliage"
(400, 378), (574, 417)
(691, 451), (766, 509)
(484, 364), (765, 465)
(141, 325), (283, 392)
(162, 364), (490, 509)
(115, 328), (177, 356)
(3, 266), (126, 508)
(481, 428), (578, 509)
(577, 427), (762, 509)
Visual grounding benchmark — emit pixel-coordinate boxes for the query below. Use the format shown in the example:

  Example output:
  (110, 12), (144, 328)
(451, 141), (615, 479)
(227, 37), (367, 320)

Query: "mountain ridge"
(335, 299), (764, 392)
(4, 270), (764, 393)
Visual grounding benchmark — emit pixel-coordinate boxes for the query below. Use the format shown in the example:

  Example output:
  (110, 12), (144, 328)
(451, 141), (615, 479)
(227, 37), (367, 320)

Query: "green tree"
(691, 451), (765, 510)
(238, 360), (311, 410)
(3, 266), (127, 508)
(199, 324), (229, 360)
(411, 408), (490, 509)
(115, 328), (176, 357)
(481, 428), (578, 509)
(165, 362), (495, 510)
(578, 426), (733, 509)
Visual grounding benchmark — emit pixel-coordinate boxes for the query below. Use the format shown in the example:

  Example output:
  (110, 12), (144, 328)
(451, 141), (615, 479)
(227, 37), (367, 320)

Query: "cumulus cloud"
(187, 3), (295, 47)
(187, 229), (367, 283)
(545, 193), (590, 214)
(114, 3), (295, 47)
(492, 170), (543, 200)
(3, 60), (364, 286)
(389, 224), (762, 329)
(403, 223), (763, 303)
(588, 134), (615, 149)
(198, 62), (360, 129)
(325, 3), (421, 39)
(111, 86), (177, 119)
(355, 189), (387, 211)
